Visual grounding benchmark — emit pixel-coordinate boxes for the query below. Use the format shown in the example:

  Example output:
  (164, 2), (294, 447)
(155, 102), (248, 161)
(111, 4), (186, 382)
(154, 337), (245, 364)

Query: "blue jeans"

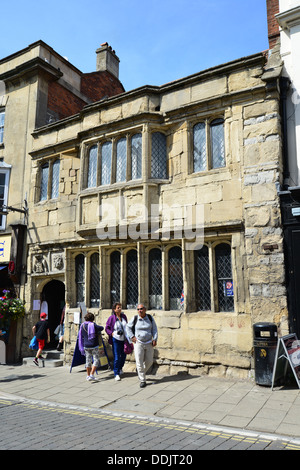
(112, 337), (126, 376)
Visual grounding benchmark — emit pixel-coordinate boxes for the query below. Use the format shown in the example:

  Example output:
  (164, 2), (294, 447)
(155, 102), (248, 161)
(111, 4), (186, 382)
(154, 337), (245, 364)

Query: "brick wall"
(266, 0), (280, 49)
(47, 81), (87, 120)
(81, 70), (125, 102)
(47, 71), (125, 121)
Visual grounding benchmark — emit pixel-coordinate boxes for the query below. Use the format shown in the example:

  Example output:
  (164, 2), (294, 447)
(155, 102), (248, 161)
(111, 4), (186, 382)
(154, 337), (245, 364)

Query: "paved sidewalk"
(0, 361), (300, 443)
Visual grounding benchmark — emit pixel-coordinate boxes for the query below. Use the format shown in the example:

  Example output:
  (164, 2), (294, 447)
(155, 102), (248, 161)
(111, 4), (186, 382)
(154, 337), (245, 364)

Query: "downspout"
(280, 76), (291, 190)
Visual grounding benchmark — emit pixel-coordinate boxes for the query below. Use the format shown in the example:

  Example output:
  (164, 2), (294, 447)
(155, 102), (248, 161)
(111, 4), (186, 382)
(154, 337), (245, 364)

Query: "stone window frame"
(82, 127), (169, 191)
(192, 241), (234, 313)
(191, 116), (226, 173)
(98, 239), (234, 312)
(73, 250), (100, 308)
(38, 157), (61, 202)
(70, 239), (234, 312)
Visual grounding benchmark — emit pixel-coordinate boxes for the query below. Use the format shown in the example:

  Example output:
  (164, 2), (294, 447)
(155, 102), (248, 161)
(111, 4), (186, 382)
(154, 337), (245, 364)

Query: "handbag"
(54, 324), (61, 335)
(124, 340), (134, 355)
(29, 336), (38, 350)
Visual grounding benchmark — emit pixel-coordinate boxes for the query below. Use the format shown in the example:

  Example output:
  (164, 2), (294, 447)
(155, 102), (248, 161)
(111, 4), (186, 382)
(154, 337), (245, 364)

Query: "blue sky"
(1, 0), (269, 91)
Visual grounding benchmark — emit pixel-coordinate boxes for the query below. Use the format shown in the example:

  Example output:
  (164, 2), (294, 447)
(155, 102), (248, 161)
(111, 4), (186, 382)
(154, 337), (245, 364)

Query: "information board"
(272, 333), (300, 389)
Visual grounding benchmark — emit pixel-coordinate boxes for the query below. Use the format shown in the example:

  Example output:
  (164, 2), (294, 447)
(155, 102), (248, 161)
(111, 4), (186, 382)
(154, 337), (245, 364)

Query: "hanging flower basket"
(0, 289), (25, 324)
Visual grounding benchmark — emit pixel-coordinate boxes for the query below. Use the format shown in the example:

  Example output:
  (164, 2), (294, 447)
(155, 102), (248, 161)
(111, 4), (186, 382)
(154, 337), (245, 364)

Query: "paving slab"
(1, 362), (300, 440)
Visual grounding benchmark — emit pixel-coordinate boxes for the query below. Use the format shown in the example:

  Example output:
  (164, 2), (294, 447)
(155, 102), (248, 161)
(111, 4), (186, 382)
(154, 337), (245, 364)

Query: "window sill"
(81, 178), (170, 195)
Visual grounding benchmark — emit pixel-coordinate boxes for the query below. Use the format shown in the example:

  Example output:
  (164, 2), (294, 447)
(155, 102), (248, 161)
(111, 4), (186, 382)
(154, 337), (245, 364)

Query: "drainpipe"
(280, 76), (291, 190)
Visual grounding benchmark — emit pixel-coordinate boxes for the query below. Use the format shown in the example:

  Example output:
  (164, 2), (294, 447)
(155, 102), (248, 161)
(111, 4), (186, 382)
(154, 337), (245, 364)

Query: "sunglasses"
(137, 307), (144, 311)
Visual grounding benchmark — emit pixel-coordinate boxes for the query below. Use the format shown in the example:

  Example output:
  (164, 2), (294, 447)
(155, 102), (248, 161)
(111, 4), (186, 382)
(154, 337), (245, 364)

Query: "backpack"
(132, 314), (153, 336)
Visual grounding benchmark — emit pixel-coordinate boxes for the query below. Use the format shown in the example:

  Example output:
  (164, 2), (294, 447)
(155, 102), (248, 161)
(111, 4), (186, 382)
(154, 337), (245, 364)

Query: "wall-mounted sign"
(0, 235), (11, 263)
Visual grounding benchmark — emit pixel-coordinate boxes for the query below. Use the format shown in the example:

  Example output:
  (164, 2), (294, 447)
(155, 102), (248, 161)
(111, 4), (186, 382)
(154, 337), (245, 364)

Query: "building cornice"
(276, 6), (300, 29)
(0, 56), (63, 83)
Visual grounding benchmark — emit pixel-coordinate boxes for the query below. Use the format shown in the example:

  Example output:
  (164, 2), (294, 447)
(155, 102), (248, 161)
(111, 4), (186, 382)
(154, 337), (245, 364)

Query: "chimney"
(96, 43), (120, 78)
(266, 0), (280, 49)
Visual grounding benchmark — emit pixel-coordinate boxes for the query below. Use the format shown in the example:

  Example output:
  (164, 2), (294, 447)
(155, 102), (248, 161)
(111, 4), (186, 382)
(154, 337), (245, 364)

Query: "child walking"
(32, 312), (50, 366)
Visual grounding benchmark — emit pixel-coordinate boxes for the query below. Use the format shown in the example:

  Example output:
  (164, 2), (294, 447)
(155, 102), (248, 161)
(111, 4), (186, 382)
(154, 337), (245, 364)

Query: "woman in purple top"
(78, 312), (103, 381)
(105, 302), (128, 381)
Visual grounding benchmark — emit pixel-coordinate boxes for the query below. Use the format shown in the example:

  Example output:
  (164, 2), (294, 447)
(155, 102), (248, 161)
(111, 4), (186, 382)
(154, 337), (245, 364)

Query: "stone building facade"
(26, 47), (288, 378)
(0, 40), (124, 362)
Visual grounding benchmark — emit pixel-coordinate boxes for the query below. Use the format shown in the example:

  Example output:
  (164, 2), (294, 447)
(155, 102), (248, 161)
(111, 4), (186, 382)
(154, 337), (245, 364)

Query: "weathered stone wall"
(22, 52), (288, 377)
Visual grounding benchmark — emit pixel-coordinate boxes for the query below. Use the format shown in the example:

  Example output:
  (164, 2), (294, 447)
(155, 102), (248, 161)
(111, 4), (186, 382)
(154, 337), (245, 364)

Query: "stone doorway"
(41, 280), (65, 348)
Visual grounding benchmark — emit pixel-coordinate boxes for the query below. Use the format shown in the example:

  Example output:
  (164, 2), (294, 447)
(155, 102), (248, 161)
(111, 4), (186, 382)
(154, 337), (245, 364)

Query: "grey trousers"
(134, 341), (153, 382)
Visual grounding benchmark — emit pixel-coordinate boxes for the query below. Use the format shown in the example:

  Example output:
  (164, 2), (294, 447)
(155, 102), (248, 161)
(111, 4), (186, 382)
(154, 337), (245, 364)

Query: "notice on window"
(224, 280), (234, 297)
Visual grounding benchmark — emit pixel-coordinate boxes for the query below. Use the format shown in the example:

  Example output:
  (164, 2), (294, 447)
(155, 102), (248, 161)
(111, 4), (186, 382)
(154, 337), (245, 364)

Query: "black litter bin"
(253, 322), (278, 386)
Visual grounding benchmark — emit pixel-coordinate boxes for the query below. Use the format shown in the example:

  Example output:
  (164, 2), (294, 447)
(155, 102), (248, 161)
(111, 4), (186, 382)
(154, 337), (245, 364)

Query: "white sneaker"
(89, 375), (96, 381)
(115, 375), (121, 381)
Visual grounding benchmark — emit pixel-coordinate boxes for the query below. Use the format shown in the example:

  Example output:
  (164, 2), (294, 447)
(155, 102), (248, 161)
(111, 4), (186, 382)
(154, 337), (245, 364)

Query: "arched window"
(149, 248), (162, 309)
(116, 138), (127, 183)
(169, 246), (183, 310)
(110, 251), (121, 306)
(90, 253), (100, 308)
(195, 245), (211, 311)
(131, 133), (142, 180)
(151, 132), (167, 179)
(215, 243), (234, 311)
(75, 254), (85, 305)
(87, 145), (97, 188)
(126, 249), (138, 306)
(51, 159), (60, 199)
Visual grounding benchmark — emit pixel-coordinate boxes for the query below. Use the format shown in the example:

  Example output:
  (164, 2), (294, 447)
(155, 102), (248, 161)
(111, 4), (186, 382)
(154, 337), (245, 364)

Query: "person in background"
(105, 302), (128, 381)
(32, 312), (50, 366)
(78, 312), (104, 381)
(57, 305), (65, 351)
(126, 304), (158, 388)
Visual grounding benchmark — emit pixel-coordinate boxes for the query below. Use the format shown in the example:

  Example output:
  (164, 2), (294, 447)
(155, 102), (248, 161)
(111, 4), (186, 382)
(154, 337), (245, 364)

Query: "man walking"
(127, 304), (158, 388)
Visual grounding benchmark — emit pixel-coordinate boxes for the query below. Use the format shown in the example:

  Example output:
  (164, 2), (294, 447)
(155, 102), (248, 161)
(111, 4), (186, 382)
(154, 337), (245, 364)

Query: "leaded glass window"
(101, 141), (112, 185)
(75, 254), (85, 305)
(126, 249), (138, 306)
(151, 132), (167, 179)
(0, 111), (5, 144)
(149, 248), (162, 309)
(51, 159), (60, 199)
(90, 253), (100, 308)
(195, 245), (211, 311)
(169, 246), (183, 310)
(131, 133), (142, 180)
(215, 243), (234, 312)
(116, 138), (127, 183)
(0, 171), (8, 230)
(110, 251), (121, 306)
(40, 163), (49, 201)
(0, 173), (5, 219)
(211, 119), (225, 169)
(88, 145), (98, 188)
(193, 122), (206, 172)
